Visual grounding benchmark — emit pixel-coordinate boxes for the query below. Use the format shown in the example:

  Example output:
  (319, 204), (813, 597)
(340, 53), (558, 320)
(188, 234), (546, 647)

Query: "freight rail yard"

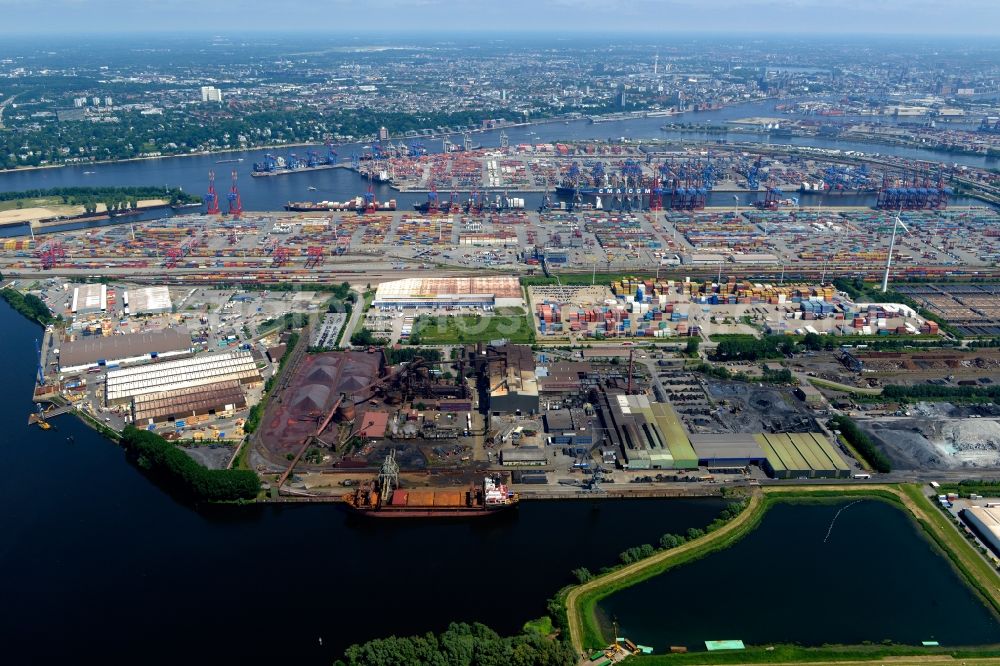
(3, 204), (1000, 283)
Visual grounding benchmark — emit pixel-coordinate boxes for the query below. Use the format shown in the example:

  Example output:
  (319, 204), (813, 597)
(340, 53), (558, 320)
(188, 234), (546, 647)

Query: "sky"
(0, 0), (998, 36)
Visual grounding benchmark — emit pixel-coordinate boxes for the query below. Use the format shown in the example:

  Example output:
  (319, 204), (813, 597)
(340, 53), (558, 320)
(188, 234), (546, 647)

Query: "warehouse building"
(131, 381), (248, 424)
(124, 286), (172, 315)
(537, 361), (594, 395)
(106, 350), (262, 424)
(486, 344), (539, 415)
(690, 433), (768, 470)
(962, 505), (1000, 556)
(754, 432), (850, 479)
(71, 283), (107, 315)
(373, 276), (524, 309)
(597, 392), (698, 470)
(58, 328), (193, 374)
(500, 445), (547, 466)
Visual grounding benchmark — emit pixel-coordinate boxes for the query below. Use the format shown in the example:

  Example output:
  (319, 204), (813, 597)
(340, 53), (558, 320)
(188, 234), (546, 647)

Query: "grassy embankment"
(0, 196), (66, 212)
(413, 311), (535, 344)
(807, 377), (882, 396)
(566, 484), (1000, 661)
(352, 290), (375, 337)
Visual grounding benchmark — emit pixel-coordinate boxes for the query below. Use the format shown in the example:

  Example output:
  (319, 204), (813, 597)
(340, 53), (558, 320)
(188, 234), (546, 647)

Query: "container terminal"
(7, 139), (1000, 505)
(2, 203), (999, 284)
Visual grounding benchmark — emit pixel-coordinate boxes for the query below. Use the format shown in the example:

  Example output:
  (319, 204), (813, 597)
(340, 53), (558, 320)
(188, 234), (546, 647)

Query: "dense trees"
(1, 288), (53, 325)
(1, 105), (505, 169)
(827, 415), (891, 473)
(881, 383), (1000, 402)
(351, 328), (388, 347)
(338, 621), (576, 666)
(120, 427), (259, 501)
(713, 335), (795, 361)
(0, 186), (198, 207)
(685, 336), (700, 357)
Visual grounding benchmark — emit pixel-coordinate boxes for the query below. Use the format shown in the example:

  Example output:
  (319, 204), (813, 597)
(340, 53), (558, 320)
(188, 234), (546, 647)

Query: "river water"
(600, 499), (1000, 651)
(0, 299), (727, 664)
(0, 99), (993, 225)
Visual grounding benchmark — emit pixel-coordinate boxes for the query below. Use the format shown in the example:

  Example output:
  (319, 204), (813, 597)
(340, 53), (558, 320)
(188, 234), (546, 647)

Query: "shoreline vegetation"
(0, 116), (571, 175)
(0, 286), (54, 325)
(120, 426), (260, 502)
(565, 484), (1000, 661)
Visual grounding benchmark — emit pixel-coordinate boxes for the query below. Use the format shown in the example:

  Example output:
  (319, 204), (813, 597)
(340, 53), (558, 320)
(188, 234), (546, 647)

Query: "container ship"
(285, 198), (397, 212)
(343, 450), (518, 518)
(252, 151), (340, 177)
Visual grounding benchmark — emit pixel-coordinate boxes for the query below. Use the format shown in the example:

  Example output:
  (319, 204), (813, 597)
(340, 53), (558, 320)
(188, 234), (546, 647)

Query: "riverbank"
(0, 116), (573, 176)
(565, 484), (1000, 658)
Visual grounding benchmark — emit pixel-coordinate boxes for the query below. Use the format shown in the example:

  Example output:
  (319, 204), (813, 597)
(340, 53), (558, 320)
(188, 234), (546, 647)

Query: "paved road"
(0, 93), (20, 129)
(340, 287), (365, 348)
(565, 491), (764, 656)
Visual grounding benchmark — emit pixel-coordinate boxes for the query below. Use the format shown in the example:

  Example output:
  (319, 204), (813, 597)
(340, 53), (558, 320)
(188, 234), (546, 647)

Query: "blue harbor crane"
(745, 157), (762, 190)
(592, 162), (605, 186)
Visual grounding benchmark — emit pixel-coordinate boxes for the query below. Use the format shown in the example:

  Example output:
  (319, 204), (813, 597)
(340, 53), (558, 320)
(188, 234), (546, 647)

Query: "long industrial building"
(105, 350), (262, 424)
(486, 344), (539, 415)
(689, 433), (768, 469)
(962, 505), (1000, 556)
(598, 392), (698, 470)
(373, 276), (524, 309)
(754, 432), (850, 479)
(58, 328), (193, 374)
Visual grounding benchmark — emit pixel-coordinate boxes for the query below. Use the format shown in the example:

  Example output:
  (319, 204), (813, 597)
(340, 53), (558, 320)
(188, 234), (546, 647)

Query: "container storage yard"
(530, 277), (931, 341)
(3, 204), (1000, 283)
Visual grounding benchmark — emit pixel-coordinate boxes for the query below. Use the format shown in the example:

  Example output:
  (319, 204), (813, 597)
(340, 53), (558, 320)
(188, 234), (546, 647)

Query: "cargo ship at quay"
(343, 451), (518, 518)
(284, 197), (397, 212)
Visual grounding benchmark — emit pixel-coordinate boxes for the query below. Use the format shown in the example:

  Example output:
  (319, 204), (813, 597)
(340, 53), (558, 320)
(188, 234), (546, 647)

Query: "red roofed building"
(357, 411), (389, 440)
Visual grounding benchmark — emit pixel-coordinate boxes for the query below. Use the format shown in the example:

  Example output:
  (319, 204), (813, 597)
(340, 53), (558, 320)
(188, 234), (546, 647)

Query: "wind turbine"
(881, 212), (909, 293)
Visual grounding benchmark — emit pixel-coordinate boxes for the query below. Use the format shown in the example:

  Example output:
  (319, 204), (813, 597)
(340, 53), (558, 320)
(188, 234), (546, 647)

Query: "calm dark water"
(600, 500), (1000, 651)
(0, 98), (992, 221)
(0, 300), (726, 664)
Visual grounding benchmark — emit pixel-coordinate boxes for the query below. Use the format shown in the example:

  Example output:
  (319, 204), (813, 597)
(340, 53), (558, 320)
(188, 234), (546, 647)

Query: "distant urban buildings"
(378, 126), (389, 141)
(200, 86), (223, 103)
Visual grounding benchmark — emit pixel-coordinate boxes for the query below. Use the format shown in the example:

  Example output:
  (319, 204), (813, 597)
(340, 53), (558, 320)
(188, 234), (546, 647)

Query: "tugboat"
(343, 450), (518, 518)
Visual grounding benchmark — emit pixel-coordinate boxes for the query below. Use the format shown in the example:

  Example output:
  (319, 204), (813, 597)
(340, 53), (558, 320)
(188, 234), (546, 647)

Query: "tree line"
(337, 621), (576, 666)
(120, 426), (259, 502)
(713, 334), (796, 361)
(0, 288), (54, 325)
(572, 499), (750, 581)
(881, 383), (1000, 402)
(244, 332), (299, 435)
(0, 186), (198, 206)
(827, 415), (891, 473)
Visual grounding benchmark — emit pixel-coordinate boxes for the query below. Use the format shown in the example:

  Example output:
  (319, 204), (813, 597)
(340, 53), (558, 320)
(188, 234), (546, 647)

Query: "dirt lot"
(675, 376), (821, 434)
(859, 402), (1000, 470)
